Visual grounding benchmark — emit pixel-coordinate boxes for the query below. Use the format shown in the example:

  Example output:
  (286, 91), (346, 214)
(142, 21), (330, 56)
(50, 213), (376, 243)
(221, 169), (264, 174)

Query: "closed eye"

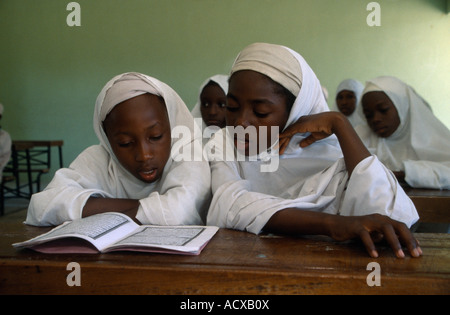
(150, 135), (163, 141)
(118, 142), (133, 148)
(254, 111), (269, 118)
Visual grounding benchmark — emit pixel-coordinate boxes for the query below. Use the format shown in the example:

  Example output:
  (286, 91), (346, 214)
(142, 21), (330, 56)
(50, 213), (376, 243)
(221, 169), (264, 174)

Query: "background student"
(191, 74), (228, 143)
(333, 79), (365, 128)
(357, 76), (450, 189)
(206, 43), (421, 258)
(26, 72), (211, 226)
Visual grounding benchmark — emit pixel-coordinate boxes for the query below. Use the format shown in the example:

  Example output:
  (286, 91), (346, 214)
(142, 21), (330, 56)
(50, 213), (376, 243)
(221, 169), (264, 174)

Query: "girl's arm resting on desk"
(264, 209), (422, 259)
(82, 196), (141, 223)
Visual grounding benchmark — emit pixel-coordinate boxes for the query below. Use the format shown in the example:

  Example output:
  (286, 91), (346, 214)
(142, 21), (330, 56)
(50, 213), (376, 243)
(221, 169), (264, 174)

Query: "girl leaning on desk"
(206, 42), (421, 259)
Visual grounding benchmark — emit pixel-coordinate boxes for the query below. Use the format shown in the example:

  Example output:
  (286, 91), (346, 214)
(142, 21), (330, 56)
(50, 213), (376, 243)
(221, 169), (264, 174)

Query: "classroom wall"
(1, 0), (449, 180)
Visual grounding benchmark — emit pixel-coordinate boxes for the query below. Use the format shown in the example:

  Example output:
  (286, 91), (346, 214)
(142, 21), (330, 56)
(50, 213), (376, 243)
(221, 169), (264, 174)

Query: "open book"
(13, 212), (219, 255)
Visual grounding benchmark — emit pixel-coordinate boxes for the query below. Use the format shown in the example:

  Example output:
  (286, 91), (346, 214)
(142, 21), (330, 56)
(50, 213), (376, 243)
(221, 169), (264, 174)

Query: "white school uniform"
(356, 76), (450, 189)
(206, 43), (419, 234)
(26, 73), (211, 226)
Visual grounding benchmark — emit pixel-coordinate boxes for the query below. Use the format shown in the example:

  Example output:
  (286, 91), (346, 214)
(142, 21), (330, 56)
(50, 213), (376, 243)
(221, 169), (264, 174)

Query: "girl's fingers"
(359, 229), (379, 258)
(278, 138), (290, 155)
(382, 224), (405, 258)
(395, 223), (422, 257)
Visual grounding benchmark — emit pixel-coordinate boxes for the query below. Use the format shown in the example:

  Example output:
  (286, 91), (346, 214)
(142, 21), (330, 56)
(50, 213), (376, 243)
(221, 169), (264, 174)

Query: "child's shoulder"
(83, 144), (108, 156)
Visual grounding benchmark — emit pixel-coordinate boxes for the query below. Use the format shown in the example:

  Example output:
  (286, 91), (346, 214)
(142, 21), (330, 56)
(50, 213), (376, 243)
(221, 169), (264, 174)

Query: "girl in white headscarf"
(357, 76), (450, 189)
(333, 79), (366, 128)
(26, 72), (211, 226)
(191, 74), (229, 143)
(206, 43), (421, 258)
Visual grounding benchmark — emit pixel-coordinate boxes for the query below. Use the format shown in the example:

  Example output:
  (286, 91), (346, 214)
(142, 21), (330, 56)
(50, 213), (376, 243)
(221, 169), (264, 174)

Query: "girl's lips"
(139, 168), (157, 182)
(206, 120), (221, 126)
(374, 126), (388, 135)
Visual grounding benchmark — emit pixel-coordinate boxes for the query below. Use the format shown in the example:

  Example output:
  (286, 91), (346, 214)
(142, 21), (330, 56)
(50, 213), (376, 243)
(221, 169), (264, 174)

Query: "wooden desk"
(0, 220), (449, 295)
(403, 186), (450, 198)
(403, 187), (450, 223)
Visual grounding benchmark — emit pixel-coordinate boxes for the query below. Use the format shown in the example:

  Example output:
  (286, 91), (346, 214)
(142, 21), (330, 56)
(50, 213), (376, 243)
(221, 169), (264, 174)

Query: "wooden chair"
(0, 141), (63, 215)
(13, 142), (51, 195)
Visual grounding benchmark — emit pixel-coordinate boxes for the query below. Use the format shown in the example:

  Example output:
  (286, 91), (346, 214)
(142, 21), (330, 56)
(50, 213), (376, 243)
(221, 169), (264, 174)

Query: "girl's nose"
(234, 108), (251, 129)
(136, 141), (153, 162)
(372, 111), (383, 123)
(208, 104), (219, 115)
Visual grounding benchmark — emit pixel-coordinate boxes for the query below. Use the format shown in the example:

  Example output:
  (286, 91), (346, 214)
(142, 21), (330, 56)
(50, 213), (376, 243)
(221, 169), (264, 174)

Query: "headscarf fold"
(230, 42), (329, 130)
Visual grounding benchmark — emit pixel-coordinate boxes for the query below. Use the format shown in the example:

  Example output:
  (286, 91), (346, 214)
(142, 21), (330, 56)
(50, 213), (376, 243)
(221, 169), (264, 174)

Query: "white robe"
(206, 44), (419, 234)
(26, 72), (211, 226)
(356, 76), (450, 189)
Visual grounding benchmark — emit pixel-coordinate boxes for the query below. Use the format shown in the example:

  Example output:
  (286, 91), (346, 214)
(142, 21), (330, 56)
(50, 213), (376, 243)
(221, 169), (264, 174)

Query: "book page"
(14, 212), (139, 252)
(116, 226), (204, 246)
(106, 225), (219, 254)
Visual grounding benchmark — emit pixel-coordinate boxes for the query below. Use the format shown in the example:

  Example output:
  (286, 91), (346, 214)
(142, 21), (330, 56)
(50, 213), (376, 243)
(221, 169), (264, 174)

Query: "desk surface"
(404, 186), (450, 198)
(0, 219), (449, 295)
(404, 188), (450, 223)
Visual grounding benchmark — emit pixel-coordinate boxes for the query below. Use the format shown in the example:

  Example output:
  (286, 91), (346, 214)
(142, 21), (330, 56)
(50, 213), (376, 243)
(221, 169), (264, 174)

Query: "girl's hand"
(279, 112), (338, 155)
(279, 111), (370, 176)
(329, 213), (422, 258)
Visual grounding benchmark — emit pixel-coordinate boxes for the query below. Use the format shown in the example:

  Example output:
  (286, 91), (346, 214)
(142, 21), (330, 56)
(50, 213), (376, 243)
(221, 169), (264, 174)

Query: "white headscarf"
(191, 74), (229, 138)
(356, 76), (450, 189)
(333, 79), (366, 128)
(27, 72), (211, 226)
(206, 44), (418, 233)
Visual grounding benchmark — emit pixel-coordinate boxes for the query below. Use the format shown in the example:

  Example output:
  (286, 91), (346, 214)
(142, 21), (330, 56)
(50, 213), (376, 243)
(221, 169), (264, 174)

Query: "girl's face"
(200, 82), (227, 128)
(336, 90), (357, 116)
(362, 91), (401, 138)
(226, 70), (291, 155)
(103, 93), (171, 183)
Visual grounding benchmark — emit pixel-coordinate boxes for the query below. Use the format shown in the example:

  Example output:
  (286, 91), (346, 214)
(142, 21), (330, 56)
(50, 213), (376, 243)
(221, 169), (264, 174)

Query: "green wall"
(1, 0), (449, 180)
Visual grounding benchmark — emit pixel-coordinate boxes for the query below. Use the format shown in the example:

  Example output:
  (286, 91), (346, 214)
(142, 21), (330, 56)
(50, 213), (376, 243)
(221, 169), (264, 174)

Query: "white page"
(14, 212), (139, 252)
(106, 225), (219, 253)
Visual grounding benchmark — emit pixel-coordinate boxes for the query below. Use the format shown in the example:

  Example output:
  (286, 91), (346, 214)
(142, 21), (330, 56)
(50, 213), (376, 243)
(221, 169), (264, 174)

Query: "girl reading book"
(26, 72), (211, 226)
